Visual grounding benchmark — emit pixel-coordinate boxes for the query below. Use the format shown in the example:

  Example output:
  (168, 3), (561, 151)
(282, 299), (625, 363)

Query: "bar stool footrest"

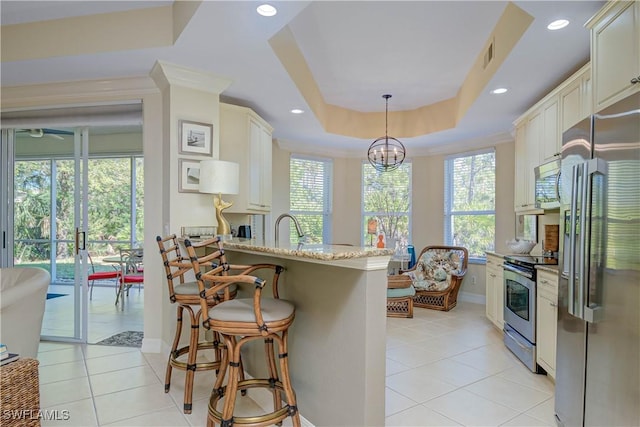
(169, 341), (224, 371)
(209, 378), (292, 426)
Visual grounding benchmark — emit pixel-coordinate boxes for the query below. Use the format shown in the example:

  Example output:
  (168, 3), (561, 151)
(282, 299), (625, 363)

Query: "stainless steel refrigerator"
(555, 92), (639, 427)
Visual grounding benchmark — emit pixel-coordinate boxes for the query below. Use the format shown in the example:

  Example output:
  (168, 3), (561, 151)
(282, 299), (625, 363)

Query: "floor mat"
(95, 331), (143, 348)
(46, 293), (68, 300)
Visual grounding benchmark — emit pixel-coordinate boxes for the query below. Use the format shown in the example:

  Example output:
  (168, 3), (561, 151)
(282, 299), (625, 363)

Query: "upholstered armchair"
(402, 245), (468, 311)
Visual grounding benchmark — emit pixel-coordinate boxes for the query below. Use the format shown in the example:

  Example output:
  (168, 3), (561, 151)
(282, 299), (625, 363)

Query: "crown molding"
(150, 61), (232, 94)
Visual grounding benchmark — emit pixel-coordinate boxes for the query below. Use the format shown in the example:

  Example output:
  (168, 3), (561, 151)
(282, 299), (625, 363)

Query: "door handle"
(75, 228), (86, 255)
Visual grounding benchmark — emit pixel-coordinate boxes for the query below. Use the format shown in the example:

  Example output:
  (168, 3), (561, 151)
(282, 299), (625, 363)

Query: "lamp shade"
(198, 160), (239, 195)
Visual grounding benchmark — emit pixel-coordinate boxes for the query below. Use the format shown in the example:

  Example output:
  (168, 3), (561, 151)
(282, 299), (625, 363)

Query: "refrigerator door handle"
(568, 163), (580, 317)
(576, 162), (589, 320)
(583, 158), (608, 324)
(555, 169), (562, 204)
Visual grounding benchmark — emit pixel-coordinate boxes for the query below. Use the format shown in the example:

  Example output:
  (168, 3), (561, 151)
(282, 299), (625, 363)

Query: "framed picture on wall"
(179, 120), (213, 156)
(178, 159), (201, 193)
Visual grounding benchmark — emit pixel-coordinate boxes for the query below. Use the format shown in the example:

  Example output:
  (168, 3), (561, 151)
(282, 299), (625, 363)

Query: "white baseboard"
(140, 338), (163, 353)
(459, 292), (486, 305)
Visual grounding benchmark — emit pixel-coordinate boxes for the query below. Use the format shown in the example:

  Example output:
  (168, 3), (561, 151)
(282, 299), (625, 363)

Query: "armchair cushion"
(406, 249), (464, 291)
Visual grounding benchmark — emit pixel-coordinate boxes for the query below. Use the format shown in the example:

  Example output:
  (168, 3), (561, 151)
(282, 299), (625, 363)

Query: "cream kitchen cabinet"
(536, 268), (559, 379)
(513, 63), (592, 213)
(513, 123), (531, 211)
(514, 116), (543, 213)
(514, 96), (557, 212)
(220, 103), (273, 213)
(587, 1), (640, 111)
(540, 97), (560, 162)
(485, 253), (505, 330)
(560, 64), (592, 133)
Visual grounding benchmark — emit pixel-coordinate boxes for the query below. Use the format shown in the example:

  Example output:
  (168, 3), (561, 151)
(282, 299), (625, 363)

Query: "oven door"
(503, 268), (536, 343)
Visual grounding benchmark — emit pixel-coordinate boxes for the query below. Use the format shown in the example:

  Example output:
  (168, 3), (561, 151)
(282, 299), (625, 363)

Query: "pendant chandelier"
(367, 94), (406, 172)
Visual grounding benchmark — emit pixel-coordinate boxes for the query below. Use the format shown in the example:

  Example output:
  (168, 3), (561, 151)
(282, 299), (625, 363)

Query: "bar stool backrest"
(156, 235), (190, 302)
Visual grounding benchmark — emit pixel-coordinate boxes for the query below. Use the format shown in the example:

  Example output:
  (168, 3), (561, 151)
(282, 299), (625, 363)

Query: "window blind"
(444, 149), (496, 259)
(290, 155), (333, 244)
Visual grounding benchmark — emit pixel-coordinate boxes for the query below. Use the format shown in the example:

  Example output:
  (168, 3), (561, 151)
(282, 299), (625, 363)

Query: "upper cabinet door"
(219, 103), (273, 214)
(560, 65), (592, 133)
(541, 98), (560, 162)
(589, 1), (640, 111)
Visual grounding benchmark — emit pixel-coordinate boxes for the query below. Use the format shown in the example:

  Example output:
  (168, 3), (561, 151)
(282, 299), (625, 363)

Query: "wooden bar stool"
(184, 238), (301, 427)
(156, 234), (239, 414)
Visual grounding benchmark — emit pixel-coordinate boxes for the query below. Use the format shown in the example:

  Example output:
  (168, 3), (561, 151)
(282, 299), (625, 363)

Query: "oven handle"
(504, 329), (529, 351)
(503, 264), (534, 280)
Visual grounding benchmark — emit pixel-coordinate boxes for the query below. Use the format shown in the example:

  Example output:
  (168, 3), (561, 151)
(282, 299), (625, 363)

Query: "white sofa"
(0, 267), (50, 358)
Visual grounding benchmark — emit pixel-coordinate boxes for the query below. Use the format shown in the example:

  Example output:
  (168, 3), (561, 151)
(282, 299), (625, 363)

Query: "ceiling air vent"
(483, 40), (494, 69)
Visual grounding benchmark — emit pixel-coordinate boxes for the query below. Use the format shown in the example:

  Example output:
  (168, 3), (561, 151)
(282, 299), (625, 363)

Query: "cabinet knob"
(631, 76), (640, 84)
(550, 302), (557, 307)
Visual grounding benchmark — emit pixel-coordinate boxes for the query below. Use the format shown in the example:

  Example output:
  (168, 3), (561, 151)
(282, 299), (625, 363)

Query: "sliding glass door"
(13, 127), (89, 341)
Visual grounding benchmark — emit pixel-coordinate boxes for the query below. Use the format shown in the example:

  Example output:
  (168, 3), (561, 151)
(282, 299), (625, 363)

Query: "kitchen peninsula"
(214, 239), (393, 427)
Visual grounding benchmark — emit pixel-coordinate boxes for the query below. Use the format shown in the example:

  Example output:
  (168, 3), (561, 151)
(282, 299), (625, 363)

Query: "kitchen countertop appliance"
(503, 254), (558, 373)
(555, 93), (639, 427)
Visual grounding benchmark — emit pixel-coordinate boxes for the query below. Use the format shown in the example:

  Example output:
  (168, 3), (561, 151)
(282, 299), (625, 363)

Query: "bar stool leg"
(165, 305), (184, 393)
(276, 330), (301, 427)
(264, 337), (282, 416)
(209, 337), (229, 427)
(221, 335), (241, 426)
(183, 306), (199, 414)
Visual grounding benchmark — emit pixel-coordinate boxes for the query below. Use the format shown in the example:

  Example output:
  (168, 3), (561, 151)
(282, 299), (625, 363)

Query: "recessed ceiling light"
(291, 109), (304, 114)
(491, 88), (508, 94)
(257, 4), (277, 17)
(547, 19), (569, 30)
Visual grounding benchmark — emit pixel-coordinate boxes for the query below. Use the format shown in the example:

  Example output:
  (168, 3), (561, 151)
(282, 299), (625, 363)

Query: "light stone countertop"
(223, 238), (394, 261)
(536, 264), (560, 273)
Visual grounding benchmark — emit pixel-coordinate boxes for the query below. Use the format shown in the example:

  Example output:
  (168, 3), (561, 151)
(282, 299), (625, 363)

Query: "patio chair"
(115, 248), (144, 308)
(87, 253), (120, 300)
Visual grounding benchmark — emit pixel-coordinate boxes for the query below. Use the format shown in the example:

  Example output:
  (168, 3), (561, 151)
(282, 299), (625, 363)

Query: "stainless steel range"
(503, 255), (558, 373)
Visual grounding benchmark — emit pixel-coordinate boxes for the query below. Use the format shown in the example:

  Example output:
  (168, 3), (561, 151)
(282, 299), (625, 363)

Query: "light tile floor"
(35, 301), (555, 426)
(42, 283), (143, 343)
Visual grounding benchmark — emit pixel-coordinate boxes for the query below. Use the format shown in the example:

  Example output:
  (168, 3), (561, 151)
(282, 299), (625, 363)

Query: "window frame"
(361, 160), (412, 247)
(289, 154), (333, 244)
(443, 148), (496, 263)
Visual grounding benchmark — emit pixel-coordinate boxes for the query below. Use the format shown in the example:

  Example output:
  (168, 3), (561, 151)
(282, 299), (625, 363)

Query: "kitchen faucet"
(275, 213), (304, 246)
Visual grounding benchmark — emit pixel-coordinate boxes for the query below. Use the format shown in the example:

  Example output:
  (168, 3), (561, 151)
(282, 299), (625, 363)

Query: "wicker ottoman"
(387, 275), (415, 318)
(0, 358), (40, 427)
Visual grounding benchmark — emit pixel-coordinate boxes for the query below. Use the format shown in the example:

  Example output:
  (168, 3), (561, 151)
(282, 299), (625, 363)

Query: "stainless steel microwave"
(534, 159), (561, 209)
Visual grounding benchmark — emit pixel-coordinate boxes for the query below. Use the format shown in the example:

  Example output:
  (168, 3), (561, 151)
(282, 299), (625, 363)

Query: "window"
(444, 149), (495, 261)
(289, 155), (333, 244)
(362, 162), (411, 247)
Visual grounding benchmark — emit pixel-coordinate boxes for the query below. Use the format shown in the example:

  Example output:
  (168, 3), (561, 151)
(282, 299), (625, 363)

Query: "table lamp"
(198, 160), (239, 240)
